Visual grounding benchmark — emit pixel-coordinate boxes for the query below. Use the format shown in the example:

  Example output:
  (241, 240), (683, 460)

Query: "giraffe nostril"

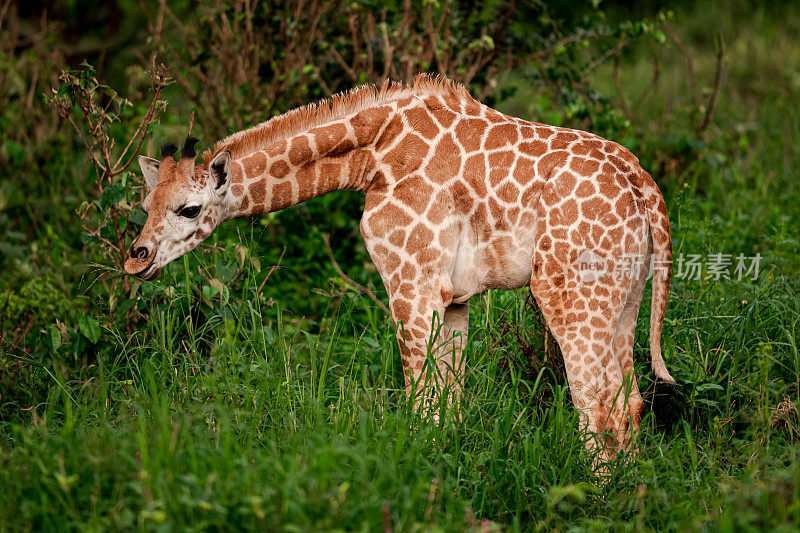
(131, 246), (149, 260)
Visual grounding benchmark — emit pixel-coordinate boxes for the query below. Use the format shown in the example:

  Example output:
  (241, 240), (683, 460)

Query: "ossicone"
(161, 143), (178, 160)
(181, 137), (200, 160)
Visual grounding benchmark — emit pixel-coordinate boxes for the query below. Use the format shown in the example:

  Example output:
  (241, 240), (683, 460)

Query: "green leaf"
(696, 383), (724, 392)
(100, 222), (117, 241)
(101, 184), (126, 208)
(215, 260), (238, 283)
(208, 278), (229, 305)
(116, 299), (137, 314)
(46, 327), (61, 352)
(236, 244), (248, 269)
(128, 209), (148, 226)
(203, 284), (220, 299)
(79, 316), (101, 344)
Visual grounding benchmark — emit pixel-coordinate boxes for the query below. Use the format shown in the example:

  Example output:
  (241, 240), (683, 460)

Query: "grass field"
(2, 1), (800, 530)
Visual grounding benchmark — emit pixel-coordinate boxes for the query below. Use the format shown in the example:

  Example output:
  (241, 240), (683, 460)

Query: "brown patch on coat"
(242, 152), (268, 177)
(488, 197), (508, 230)
(404, 107), (438, 140)
(389, 229), (406, 247)
(570, 156), (600, 176)
(454, 118), (488, 152)
(289, 136), (312, 166)
(351, 106), (391, 145)
(452, 181), (474, 214)
(249, 181), (267, 204)
(295, 165), (317, 200)
(513, 157), (536, 185)
(384, 133), (429, 178)
(424, 133), (461, 184)
(615, 192), (637, 219)
(428, 104), (457, 128)
(271, 181), (292, 207)
(270, 160), (290, 179)
(463, 154), (487, 197)
(484, 124), (519, 150)
(406, 223), (434, 254)
(314, 122), (348, 155)
(561, 198), (579, 225)
(575, 181), (595, 198)
(519, 139), (548, 158)
(395, 175), (434, 214)
(375, 114), (404, 150)
(550, 131), (579, 150)
(536, 151), (568, 180)
(366, 203), (413, 237)
(488, 151), (513, 188)
(497, 181), (519, 203)
(266, 140), (287, 158)
(231, 162), (244, 183)
(393, 300), (412, 323)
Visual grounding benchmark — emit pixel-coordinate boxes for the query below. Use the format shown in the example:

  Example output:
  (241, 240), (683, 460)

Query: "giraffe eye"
(177, 205), (201, 219)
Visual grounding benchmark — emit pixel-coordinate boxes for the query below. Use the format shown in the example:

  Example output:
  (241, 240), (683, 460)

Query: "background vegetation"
(1, 0), (799, 530)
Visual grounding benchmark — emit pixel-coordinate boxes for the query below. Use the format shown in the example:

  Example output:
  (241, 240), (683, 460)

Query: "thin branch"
(612, 55), (633, 122)
(255, 247), (285, 302)
(113, 62), (168, 169)
(330, 46), (359, 84)
(697, 33), (724, 134)
(585, 38), (631, 73)
(663, 22), (698, 107)
(0, 0), (13, 34)
(64, 112), (106, 176)
(322, 234), (389, 314)
(634, 56), (660, 108)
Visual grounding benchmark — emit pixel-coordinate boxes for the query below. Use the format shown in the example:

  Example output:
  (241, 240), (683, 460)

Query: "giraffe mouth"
(135, 264), (162, 281)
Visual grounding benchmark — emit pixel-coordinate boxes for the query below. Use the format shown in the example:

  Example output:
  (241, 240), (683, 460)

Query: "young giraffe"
(124, 75), (675, 460)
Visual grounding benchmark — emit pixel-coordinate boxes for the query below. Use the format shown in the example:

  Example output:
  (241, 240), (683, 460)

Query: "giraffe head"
(124, 138), (232, 280)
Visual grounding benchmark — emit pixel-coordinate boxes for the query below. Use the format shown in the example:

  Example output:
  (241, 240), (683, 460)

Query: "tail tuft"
(643, 379), (686, 432)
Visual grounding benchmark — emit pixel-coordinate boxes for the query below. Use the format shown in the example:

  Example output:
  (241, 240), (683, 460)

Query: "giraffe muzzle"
(134, 264), (162, 281)
(124, 242), (160, 280)
(130, 244), (149, 261)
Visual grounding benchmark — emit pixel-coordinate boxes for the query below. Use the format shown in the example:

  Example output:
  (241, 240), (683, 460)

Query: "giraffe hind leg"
(529, 171), (648, 465)
(610, 233), (652, 445)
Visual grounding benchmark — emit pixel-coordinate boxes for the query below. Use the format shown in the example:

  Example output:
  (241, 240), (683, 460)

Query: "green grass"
(2, 246), (799, 530)
(3, 0), (800, 530)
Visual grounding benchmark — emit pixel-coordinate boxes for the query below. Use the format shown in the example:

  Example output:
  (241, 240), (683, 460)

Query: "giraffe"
(124, 75), (675, 461)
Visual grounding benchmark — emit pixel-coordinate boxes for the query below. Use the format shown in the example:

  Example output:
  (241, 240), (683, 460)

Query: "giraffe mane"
(201, 74), (473, 166)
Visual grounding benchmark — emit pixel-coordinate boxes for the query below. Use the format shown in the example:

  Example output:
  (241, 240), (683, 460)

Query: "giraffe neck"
(219, 103), (400, 219)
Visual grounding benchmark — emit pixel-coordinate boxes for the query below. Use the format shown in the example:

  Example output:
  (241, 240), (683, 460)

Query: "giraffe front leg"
(440, 302), (469, 418)
(389, 285), (464, 422)
(358, 204), (465, 423)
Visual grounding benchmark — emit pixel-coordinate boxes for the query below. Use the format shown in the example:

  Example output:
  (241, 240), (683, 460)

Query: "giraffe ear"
(208, 150), (231, 198)
(138, 156), (160, 191)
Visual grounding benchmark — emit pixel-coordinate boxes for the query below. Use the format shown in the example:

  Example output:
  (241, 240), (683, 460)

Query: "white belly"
(450, 228), (534, 303)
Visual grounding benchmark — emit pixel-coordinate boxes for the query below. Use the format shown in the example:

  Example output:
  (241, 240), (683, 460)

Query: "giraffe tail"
(646, 181), (677, 384)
